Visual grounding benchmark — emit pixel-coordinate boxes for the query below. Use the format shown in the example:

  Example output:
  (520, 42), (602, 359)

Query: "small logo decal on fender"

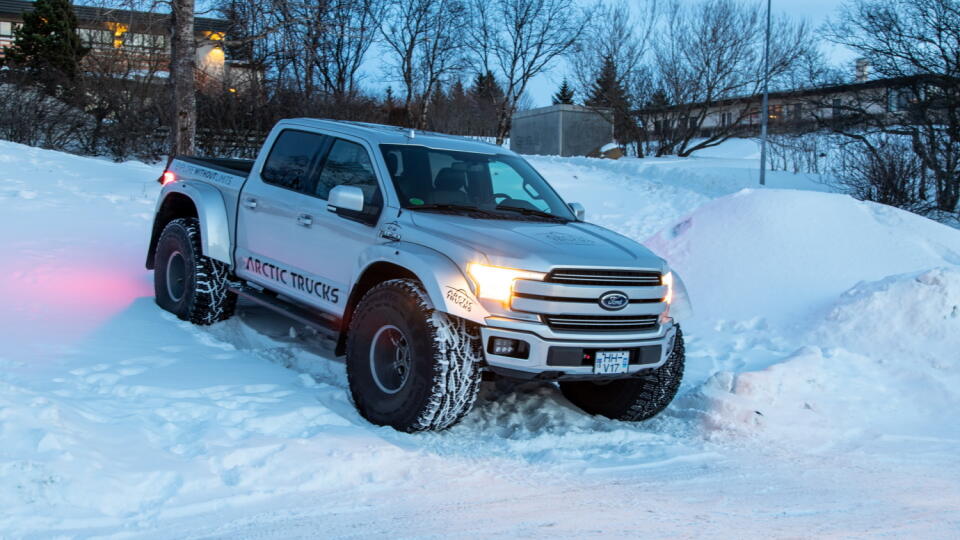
(380, 221), (402, 241)
(445, 286), (475, 313)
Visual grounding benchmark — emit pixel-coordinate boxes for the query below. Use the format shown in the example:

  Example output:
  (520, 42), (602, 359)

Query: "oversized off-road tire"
(560, 327), (685, 421)
(154, 217), (237, 325)
(346, 279), (483, 432)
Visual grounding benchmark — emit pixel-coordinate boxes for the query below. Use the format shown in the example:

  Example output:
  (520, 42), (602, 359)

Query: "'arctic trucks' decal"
(445, 286), (474, 312)
(244, 257), (340, 303)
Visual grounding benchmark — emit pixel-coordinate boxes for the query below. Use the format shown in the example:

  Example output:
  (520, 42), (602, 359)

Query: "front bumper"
(480, 317), (678, 380)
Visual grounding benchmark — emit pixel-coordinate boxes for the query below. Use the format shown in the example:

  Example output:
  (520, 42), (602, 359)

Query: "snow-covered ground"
(1, 140), (958, 538)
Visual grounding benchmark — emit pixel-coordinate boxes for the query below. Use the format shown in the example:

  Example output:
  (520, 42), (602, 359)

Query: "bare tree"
(568, 0), (658, 154)
(317, 0), (384, 100)
(169, 0), (197, 157)
(380, 0), (466, 128)
(822, 0), (960, 215)
(833, 135), (929, 213)
(644, 0), (811, 157)
(468, 0), (591, 144)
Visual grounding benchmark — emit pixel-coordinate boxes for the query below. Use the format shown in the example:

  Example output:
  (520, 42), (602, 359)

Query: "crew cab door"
(235, 128), (384, 316)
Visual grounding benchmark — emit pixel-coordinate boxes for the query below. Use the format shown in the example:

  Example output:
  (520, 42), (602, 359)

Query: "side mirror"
(328, 185), (364, 213)
(568, 202), (585, 221)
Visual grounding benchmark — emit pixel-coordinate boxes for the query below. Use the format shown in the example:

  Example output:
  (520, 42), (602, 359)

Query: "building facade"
(638, 75), (932, 140)
(0, 0), (251, 89)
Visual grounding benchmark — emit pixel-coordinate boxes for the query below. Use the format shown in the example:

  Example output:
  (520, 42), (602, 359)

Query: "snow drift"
(649, 189), (960, 442)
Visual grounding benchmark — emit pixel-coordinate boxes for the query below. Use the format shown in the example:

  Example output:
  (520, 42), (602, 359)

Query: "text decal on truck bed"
(169, 161), (238, 187)
(244, 256), (340, 303)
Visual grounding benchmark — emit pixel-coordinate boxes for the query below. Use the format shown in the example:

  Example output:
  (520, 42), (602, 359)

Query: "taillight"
(161, 171), (176, 186)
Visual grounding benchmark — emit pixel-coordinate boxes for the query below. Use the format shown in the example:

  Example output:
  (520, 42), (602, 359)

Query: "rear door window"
(260, 130), (328, 193)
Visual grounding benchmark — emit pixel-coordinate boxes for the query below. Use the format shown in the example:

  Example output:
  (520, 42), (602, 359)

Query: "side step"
(228, 284), (341, 340)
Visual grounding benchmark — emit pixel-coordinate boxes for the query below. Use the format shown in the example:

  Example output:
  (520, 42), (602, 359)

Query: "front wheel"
(560, 327), (685, 421)
(346, 279), (483, 432)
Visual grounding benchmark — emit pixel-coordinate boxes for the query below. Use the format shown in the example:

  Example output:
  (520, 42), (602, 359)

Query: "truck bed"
(177, 156), (255, 176)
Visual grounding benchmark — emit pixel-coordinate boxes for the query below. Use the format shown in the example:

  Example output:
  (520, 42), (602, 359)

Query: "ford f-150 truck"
(146, 119), (688, 432)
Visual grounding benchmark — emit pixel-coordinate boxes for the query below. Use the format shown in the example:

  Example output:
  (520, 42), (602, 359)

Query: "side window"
(261, 130), (327, 193)
(315, 139), (381, 205)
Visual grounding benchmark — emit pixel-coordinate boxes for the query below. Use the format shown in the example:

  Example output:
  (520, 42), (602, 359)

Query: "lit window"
(0, 21), (12, 38)
(106, 22), (128, 48)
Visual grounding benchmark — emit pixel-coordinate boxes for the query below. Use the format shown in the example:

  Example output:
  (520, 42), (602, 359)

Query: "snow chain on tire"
(346, 279), (483, 432)
(154, 217), (237, 325)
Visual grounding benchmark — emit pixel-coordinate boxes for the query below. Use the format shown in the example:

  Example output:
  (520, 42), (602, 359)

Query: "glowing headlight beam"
(466, 263), (546, 304)
(662, 271), (674, 304)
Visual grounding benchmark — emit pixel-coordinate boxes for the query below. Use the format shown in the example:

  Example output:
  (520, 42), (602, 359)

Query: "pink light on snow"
(0, 259), (153, 345)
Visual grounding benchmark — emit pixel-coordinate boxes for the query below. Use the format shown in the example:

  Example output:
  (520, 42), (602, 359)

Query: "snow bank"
(655, 189), (960, 441)
(685, 267), (960, 441)
(645, 189), (960, 328)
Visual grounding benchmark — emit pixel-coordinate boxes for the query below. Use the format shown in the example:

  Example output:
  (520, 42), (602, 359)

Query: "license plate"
(593, 351), (630, 375)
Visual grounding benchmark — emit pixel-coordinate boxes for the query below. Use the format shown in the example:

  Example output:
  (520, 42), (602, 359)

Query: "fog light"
(487, 337), (530, 359)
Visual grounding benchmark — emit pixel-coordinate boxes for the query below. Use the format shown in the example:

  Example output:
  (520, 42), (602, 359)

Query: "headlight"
(662, 271), (674, 304)
(466, 263), (546, 304)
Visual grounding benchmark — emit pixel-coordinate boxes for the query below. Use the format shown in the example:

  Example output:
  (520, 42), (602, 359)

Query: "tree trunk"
(494, 104), (511, 146)
(170, 0), (196, 157)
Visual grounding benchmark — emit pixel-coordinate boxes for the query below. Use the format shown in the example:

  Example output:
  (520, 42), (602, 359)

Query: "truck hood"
(405, 212), (666, 272)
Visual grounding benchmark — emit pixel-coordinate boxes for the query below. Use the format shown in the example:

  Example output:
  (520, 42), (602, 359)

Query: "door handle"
(297, 214), (313, 227)
(243, 197), (258, 209)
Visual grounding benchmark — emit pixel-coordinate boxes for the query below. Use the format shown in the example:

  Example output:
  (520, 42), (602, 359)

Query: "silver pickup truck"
(146, 119), (687, 431)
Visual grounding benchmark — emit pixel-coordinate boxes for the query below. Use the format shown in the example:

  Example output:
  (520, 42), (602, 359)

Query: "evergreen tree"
(585, 56), (632, 143)
(552, 78), (575, 105)
(2, 0), (88, 80)
(470, 71), (504, 104)
(468, 71), (504, 137)
(585, 57), (628, 109)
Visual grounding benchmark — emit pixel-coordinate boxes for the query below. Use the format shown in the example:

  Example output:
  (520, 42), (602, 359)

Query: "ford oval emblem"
(599, 291), (629, 311)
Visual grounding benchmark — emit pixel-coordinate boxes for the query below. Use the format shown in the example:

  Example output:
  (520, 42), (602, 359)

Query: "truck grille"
(542, 314), (660, 332)
(511, 268), (666, 334)
(546, 268), (662, 287)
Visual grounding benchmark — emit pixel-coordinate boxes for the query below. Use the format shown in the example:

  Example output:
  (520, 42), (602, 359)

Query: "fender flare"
(148, 182), (232, 268)
(357, 243), (489, 325)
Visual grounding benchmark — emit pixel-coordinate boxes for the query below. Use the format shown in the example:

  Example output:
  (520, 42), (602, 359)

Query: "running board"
(229, 284), (341, 339)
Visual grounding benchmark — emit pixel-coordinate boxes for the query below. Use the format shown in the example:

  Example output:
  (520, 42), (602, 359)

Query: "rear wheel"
(560, 327), (685, 421)
(154, 217), (237, 325)
(346, 279), (482, 432)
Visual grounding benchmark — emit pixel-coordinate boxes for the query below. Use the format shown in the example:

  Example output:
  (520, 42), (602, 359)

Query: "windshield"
(379, 144), (575, 221)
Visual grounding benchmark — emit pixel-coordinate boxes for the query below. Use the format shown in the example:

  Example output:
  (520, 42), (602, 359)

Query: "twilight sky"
(525, 0), (855, 106)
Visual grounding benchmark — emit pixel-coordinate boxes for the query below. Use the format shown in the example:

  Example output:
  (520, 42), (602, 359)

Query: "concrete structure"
(510, 105), (613, 157)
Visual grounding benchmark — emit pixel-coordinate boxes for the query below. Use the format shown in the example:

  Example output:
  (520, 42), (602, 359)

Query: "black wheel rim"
(369, 325), (411, 395)
(165, 250), (187, 302)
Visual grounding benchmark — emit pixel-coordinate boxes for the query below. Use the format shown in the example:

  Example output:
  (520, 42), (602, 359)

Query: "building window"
(79, 28), (113, 48)
(792, 103), (802, 120)
(769, 104), (783, 121)
(832, 98), (842, 118)
(0, 21), (13, 38)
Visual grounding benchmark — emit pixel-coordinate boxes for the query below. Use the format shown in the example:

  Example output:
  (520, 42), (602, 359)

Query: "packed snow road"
(1, 140), (959, 538)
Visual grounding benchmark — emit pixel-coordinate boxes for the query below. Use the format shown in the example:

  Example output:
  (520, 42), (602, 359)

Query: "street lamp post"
(759, 0), (771, 186)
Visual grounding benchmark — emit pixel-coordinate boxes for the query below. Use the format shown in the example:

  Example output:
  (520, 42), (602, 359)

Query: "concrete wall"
(510, 105), (613, 157)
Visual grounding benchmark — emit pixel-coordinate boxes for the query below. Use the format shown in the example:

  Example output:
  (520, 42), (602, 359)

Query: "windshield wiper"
(409, 203), (502, 218)
(495, 205), (570, 222)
